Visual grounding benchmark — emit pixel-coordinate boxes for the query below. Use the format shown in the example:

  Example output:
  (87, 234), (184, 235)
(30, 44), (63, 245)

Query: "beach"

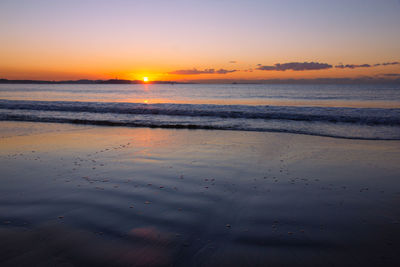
(2, 0), (400, 265)
(1, 121), (399, 266)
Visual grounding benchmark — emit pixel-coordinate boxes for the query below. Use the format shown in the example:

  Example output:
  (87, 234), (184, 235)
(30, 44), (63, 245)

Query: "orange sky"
(1, 0), (399, 81)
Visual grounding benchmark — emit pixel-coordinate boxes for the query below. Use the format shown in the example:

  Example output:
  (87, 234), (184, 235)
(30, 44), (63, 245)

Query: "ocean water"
(0, 83), (399, 140)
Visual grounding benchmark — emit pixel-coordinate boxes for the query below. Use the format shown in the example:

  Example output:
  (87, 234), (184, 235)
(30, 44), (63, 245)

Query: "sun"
(143, 77), (149, 82)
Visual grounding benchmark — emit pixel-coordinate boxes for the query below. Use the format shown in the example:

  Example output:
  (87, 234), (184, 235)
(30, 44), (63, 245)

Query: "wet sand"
(0, 121), (400, 266)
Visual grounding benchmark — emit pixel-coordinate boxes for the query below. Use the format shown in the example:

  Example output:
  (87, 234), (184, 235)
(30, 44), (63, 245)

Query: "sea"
(0, 83), (399, 140)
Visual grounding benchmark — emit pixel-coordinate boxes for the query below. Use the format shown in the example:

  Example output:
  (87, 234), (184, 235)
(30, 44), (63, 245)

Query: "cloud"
(382, 61), (400, 66)
(381, 73), (400, 77)
(168, 68), (236, 75)
(243, 68), (254, 72)
(257, 65), (276, 71)
(256, 62), (332, 71)
(335, 64), (371, 69)
(168, 69), (215, 75)
(216, 69), (237, 74)
(169, 60), (399, 76)
(336, 61), (399, 69)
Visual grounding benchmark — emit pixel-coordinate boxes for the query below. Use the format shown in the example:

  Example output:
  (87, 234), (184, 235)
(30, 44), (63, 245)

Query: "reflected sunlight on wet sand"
(0, 121), (400, 266)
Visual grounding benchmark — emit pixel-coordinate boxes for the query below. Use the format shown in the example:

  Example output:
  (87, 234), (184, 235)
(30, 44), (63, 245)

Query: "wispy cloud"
(336, 61), (399, 69)
(380, 73), (400, 77)
(168, 68), (237, 75)
(216, 69), (237, 74)
(335, 64), (371, 69)
(243, 68), (254, 72)
(256, 62), (332, 71)
(382, 61), (400, 66)
(169, 60), (399, 76)
(168, 69), (214, 75)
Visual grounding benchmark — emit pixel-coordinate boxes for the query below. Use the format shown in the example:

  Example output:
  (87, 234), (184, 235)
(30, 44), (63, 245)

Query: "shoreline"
(1, 121), (400, 266)
(1, 118), (399, 141)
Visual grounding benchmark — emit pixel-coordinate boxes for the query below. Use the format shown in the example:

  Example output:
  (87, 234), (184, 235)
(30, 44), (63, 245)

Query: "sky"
(0, 0), (400, 82)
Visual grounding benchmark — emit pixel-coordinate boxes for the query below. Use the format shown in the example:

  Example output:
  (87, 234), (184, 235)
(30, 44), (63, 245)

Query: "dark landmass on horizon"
(0, 77), (400, 85)
(0, 79), (185, 85)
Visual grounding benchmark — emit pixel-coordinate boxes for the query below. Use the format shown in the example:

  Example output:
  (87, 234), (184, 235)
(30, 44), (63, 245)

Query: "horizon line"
(1, 77), (400, 85)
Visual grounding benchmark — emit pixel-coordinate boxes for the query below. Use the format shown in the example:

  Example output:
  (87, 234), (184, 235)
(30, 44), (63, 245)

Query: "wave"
(0, 100), (399, 126)
(1, 100), (399, 140)
(1, 113), (399, 140)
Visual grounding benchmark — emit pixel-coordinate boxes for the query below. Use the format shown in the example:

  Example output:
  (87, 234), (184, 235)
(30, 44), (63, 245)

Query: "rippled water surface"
(0, 83), (399, 139)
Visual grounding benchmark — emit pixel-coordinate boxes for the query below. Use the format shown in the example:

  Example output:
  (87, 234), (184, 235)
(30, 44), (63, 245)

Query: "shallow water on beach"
(1, 122), (399, 266)
(1, 83), (400, 108)
(1, 83), (400, 140)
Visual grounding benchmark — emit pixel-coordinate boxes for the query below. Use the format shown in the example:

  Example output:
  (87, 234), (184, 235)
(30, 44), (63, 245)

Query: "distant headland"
(0, 78), (399, 85)
(0, 79), (185, 84)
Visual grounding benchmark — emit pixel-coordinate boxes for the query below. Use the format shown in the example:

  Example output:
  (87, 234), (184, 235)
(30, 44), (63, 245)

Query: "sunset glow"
(0, 0), (399, 82)
(1, 1), (400, 266)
